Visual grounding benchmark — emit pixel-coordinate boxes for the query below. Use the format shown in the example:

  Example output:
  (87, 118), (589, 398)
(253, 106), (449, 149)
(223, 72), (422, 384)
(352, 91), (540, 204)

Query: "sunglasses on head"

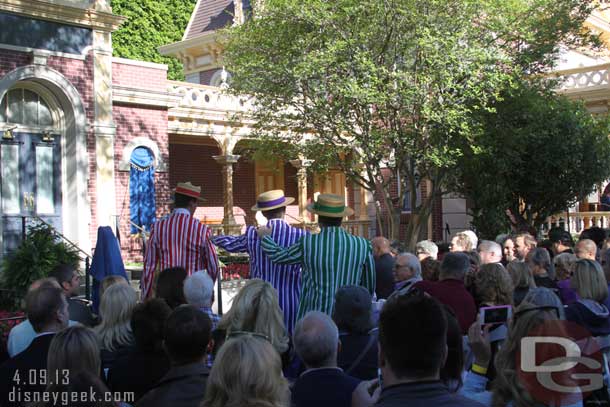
(226, 330), (270, 342)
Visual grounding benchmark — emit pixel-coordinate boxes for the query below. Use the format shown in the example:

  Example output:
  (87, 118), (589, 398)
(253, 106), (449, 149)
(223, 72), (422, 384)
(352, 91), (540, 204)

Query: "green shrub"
(1, 222), (80, 311)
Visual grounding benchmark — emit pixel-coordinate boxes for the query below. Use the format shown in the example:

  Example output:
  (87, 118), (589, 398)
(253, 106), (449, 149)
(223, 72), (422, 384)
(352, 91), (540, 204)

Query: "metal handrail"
(33, 216), (91, 259)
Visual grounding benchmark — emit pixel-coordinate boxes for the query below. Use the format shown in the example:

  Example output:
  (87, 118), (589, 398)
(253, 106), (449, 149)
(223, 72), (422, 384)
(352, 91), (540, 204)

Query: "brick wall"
(0, 49), (30, 75)
(114, 103), (169, 262)
(112, 61), (167, 91)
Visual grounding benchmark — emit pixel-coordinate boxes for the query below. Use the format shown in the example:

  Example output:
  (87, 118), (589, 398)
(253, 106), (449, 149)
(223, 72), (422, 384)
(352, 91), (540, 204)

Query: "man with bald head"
(478, 240), (502, 265)
(372, 236), (395, 299)
(292, 311), (374, 407)
(575, 239), (597, 261)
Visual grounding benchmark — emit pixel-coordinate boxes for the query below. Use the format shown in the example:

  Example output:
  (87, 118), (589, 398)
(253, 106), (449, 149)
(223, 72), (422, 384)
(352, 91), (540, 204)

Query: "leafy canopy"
(457, 80), (610, 238)
(224, 0), (598, 242)
(112, 0), (197, 81)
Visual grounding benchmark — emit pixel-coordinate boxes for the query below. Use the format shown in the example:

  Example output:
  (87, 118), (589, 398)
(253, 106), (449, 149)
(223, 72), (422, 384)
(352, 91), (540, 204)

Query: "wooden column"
(213, 154), (241, 234)
(289, 158), (313, 223)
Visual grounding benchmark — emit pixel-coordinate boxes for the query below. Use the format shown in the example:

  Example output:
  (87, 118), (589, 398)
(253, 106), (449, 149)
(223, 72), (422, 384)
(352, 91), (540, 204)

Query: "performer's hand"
(256, 226), (272, 238)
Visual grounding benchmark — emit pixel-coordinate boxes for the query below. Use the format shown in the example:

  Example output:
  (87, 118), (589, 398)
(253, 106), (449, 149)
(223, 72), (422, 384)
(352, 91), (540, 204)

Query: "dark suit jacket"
(136, 362), (209, 407)
(68, 298), (96, 327)
(0, 333), (55, 407)
(107, 348), (171, 402)
(375, 253), (395, 299)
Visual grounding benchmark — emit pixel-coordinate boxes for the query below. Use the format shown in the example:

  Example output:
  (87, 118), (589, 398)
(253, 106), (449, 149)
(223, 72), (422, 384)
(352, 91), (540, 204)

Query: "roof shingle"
(185, 0), (252, 40)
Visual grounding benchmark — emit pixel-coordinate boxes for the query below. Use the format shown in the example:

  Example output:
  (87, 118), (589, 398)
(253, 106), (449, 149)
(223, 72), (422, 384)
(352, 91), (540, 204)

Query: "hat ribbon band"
(175, 186), (199, 197)
(257, 196), (286, 208)
(313, 202), (345, 213)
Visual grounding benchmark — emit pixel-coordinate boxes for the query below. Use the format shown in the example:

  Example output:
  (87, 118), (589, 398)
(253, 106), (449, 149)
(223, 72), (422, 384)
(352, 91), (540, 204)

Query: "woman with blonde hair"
(450, 232), (474, 252)
(566, 259), (610, 337)
(94, 282), (138, 373)
(506, 261), (535, 307)
(37, 326), (120, 407)
(202, 335), (290, 407)
(216, 279), (289, 356)
(47, 326), (101, 381)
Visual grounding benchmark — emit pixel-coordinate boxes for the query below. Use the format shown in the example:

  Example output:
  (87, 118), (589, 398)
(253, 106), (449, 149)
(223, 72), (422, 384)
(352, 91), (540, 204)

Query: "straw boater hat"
(306, 193), (354, 218)
(173, 182), (205, 202)
(251, 190), (294, 211)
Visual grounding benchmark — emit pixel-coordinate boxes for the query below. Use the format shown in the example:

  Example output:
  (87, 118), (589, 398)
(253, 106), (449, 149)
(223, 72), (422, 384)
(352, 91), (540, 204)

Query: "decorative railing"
(553, 63), (610, 92)
(544, 211), (610, 235)
(168, 81), (253, 112)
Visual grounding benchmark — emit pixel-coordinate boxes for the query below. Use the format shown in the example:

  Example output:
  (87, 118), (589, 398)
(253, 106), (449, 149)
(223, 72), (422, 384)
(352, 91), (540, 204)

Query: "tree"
(112, 0), (197, 81)
(456, 80), (610, 238)
(223, 0), (598, 248)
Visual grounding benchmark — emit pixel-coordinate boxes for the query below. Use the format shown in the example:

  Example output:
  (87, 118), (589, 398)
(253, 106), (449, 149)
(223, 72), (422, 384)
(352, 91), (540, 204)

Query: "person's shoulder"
(413, 280), (435, 290)
(447, 393), (487, 407)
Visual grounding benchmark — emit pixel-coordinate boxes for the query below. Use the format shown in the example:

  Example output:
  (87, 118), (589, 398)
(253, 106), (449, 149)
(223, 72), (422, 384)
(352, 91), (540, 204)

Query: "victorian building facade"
(1, 0), (607, 263)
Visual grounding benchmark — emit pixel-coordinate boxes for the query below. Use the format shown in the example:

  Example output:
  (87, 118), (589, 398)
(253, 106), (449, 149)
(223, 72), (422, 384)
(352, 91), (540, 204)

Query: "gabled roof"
(183, 0), (240, 41)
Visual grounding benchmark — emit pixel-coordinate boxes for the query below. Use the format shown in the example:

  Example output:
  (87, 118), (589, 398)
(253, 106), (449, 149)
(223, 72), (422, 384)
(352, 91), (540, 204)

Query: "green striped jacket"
(261, 226), (376, 321)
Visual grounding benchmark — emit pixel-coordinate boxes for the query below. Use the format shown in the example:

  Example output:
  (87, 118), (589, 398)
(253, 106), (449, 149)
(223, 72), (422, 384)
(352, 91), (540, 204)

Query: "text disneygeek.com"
(9, 388), (135, 405)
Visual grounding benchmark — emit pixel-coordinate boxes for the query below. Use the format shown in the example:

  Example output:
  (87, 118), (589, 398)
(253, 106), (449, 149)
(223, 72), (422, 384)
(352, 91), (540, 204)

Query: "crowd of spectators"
(4, 226), (610, 406)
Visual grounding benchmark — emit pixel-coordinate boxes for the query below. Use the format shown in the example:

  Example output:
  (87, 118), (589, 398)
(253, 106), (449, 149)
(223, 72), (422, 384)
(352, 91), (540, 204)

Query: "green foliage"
(223, 0), (598, 246)
(457, 80), (610, 238)
(111, 0), (197, 80)
(1, 222), (80, 311)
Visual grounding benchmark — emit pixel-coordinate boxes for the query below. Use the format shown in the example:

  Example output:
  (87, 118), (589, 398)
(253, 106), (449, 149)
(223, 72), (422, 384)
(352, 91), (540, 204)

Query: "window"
(402, 184), (422, 213)
(0, 88), (54, 127)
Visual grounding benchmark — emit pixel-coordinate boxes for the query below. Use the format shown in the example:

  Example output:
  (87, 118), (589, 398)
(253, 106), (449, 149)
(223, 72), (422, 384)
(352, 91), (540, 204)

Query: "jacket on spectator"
(375, 253), (395, 299)
(0, 333), (55, 407)
(337, 330), (378, 380)
(375, 380), (485, 407)
(566, 299), (610, 337)
(414, 279), (477, 334)
(136, 362), (209, 407)
(107, 348), (171, 402)
(557, 279), (578, 305)
(292, 367), (360, 407)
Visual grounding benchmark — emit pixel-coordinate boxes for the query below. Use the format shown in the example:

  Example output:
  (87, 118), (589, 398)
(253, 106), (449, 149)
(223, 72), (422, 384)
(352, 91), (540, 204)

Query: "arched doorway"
(0, 65), (89, 258)
(0, 83), (63, 254)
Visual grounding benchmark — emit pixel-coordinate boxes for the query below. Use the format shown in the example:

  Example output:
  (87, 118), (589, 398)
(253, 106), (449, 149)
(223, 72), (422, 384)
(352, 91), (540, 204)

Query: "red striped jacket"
(141, 208), (219, 299)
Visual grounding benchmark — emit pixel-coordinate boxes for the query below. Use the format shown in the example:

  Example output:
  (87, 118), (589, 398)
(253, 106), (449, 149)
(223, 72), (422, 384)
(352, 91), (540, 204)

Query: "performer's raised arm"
(212, 233), (248, 253)
(260, 229), (304, 265)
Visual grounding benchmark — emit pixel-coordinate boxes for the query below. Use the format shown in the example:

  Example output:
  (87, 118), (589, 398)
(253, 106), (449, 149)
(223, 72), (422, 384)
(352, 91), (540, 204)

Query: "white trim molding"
(112, 57), (169, 71)
(119, 137), (168, 172)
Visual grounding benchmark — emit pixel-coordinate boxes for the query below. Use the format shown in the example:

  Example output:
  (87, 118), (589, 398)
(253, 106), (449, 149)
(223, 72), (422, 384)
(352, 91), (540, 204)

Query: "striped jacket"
(212, 218), (307, 333)
(141, 208), (219, 299)
(261, 226), (375, 321)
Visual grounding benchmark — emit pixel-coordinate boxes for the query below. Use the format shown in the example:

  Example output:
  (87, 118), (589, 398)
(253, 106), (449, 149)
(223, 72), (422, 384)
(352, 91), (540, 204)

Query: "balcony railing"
(168, 81), (253, 112)
(553, 63), (610, 92)
(544, 211), (610, 235)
